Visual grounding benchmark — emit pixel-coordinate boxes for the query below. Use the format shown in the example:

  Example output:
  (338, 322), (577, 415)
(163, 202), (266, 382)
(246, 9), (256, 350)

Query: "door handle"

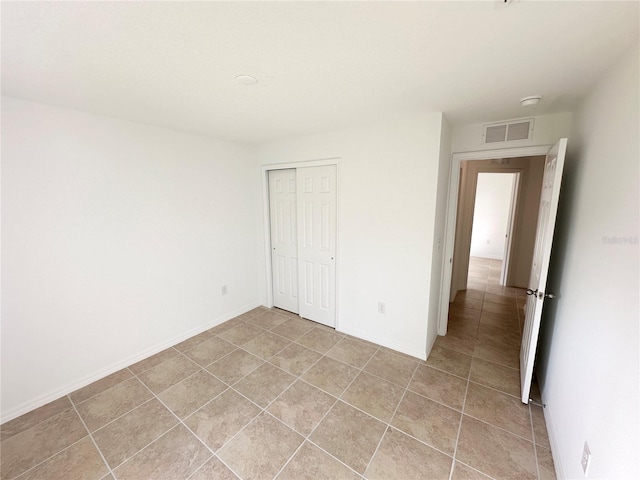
(526, 289), (538, 296)
(543, 292), (556, 299)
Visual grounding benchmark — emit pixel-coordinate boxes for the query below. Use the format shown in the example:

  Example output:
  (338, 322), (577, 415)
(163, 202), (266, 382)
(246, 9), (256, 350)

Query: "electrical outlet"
(581, 441), (591, 476)
(221, 285), (228, 296)
(378, 302), (386, 314)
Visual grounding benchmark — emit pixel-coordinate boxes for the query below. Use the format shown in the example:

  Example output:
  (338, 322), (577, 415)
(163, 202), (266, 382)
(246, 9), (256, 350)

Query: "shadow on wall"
(535, 143), (582, 393)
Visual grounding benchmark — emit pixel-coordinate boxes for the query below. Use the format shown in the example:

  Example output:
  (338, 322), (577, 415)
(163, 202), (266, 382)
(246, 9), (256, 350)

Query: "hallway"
(430, 256), (555, 478)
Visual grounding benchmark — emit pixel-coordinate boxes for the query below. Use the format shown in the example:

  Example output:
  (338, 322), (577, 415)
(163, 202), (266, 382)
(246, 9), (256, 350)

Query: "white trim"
(261, 158), (341, 330)
(0, 302), (260, 423)
(437, 145), (552, 336)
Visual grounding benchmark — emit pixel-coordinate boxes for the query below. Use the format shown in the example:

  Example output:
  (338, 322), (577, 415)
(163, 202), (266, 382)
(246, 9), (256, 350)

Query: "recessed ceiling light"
(235, 74), (258, 85)
(520, 95), (542, 107)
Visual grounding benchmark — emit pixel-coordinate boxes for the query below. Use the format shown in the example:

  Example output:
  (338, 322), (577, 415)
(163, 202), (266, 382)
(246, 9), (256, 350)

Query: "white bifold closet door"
(269, 169), (299, 314)
(268, 165), (337, 327)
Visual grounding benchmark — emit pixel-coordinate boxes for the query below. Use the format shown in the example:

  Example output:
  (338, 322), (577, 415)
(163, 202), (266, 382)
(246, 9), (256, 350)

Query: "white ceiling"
(2, 1), (638, 145)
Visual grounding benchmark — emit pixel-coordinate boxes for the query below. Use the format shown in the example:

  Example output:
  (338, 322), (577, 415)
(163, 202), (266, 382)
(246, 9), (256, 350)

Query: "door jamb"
(261, 158), (341, 329)
(438, 146), (551, 336)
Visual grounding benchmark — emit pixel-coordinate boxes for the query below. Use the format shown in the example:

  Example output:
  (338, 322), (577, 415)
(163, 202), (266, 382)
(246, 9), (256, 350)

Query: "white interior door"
(520, 138), (567, 404)
(297, 165), (337, 327)
(269, 169), (299, 314)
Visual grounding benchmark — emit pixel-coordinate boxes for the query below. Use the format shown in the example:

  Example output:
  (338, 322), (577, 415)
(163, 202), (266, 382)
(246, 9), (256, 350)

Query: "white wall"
(470, 173), (514, 259)
(257, 113), (446, 359)
(451, 112), (573, 154)
(536, 46), (639, 479)
(1, 97), (260, 420)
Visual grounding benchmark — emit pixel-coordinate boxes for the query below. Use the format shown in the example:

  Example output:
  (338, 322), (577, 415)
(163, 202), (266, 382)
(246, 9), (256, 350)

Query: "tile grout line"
(360, 357), (421, 477)
(123, 370), (240, 480)
(67, 394), (117, 480)
(529, 406), (542, 480)
(448, 289), (482, 480)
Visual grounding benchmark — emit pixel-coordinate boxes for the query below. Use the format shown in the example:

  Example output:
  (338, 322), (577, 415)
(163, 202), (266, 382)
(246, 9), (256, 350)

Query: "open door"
(520, 138), (567, 404)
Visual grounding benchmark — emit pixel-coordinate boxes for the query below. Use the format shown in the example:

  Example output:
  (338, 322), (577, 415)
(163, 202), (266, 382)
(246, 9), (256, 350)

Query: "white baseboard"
(337, 326), (427, 361)
(541, 393), (565, 480)
(1, 302), (261, 424)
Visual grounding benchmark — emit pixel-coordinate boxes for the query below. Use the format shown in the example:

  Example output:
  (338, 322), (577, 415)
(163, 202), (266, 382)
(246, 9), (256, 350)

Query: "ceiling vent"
(483, 119), (534, 144)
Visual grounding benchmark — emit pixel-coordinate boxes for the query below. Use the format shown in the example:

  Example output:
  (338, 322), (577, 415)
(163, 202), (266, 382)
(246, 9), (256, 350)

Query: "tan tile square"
(532, 405), (551, 450)
(190, 456), (238, 480)
(449, 304), (482, 321)
(0, 396), (72, 442)
(0, 408), (87, 479)
(391, 390), (461, 455)
(464, 383), (532, 439)
(365, 427), (452, 480)
(69, 368), (133, 404)
(113, 425), (211, 480)
(242, 331), (291, 360)
(435, 329), (477, 356)
(451, 461), (493, 480)
(158, 370), (226, 418)
(296, 327), (342, 353)
(16, 436), (108, 480)
(363, 348), (418, 388)
(456, 416), (537, 480)
(477, 323), (521, 348)
(479, 311), (520, 331)
(218, 322), (265, 346)
(185, 389), (260, 451)
(473, 336), (519, 369)
(409, 365), (467, 410)
(93, 399), (178, 468)
(269, 343), (322, 376)
(302, 357), (359, 396)
(341, 372), (404, 422)
(326, 337), (377, 368)
(267, 380), (335, 435)
(485, 285), (518, 296)
(244, 310), (289, 330)
(469, 357), (520, 397)
(206, 349), (264, 385)
(137, 354), (200, 394)
(234, 363), (296, 407)
(310, 401), (386, 474)
(481, 300), (518, 318)
(218, 412), (303, 480)
(76, 378), (152, 431)
(173, 330), (213, 353)
(270, 317), (316, 341)
(484, 292), (516, 306)
(183, 336), (236, 367)
(276, 441), (359, 480)
(537, 447), (557, 480)
(128, 348), (179, 375)
(426, 344), (472, 378)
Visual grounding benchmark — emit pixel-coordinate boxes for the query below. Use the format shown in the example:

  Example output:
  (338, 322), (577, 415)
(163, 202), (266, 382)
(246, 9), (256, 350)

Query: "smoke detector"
(520, 95), (542, 107)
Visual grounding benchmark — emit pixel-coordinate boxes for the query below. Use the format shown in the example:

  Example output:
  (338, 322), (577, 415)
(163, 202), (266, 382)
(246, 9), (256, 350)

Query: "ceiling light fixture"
(235, 74), (258, 85)
(520, 95), (542, 107)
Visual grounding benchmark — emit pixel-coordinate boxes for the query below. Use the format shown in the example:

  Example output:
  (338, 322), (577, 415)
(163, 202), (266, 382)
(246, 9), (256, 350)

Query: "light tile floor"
(0, 257), (556, 480)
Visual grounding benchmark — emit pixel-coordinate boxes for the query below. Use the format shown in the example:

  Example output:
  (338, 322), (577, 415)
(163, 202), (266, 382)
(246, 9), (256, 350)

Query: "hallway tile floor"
(0, 257), (555, 479)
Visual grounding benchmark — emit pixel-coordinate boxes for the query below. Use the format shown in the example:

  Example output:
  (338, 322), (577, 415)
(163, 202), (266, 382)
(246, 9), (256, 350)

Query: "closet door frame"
(261, 158), (341, 330)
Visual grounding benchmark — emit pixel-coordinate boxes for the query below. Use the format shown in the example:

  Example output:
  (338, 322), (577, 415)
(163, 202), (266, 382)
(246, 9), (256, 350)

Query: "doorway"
(468, 172), (519, 288)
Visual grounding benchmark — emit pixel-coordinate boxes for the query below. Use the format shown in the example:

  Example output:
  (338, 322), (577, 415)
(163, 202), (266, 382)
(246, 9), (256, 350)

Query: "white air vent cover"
(483, 119), (534, 144)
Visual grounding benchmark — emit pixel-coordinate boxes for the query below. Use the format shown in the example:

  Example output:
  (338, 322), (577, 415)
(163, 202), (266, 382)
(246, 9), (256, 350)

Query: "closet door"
(268, 169), (299, 313)
(297, 165), (337, 327)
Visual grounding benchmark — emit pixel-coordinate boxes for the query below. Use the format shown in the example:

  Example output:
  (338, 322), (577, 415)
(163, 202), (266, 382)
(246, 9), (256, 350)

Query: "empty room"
(1, 2), (638, 480)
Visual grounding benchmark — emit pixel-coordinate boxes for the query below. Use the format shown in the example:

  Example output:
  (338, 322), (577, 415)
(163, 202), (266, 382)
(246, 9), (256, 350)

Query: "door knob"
(544, 292), (556, 299)
(526, 288), (538, 296)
